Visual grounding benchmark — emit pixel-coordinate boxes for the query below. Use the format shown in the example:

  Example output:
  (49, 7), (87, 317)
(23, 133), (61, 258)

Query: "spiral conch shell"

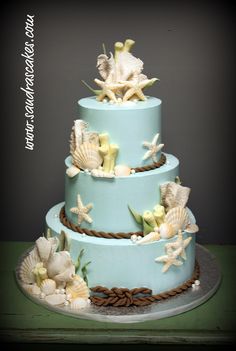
(159, 207), (189, 239)
(66, 275), (90, 300)
(19, 248), (40, 284)
(72, 142), (103, 171)
(47, 251), (75, 283)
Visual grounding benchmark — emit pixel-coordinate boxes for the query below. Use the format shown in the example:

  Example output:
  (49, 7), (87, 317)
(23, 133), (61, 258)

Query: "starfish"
(121, 78), (158, 102)
(94, 79), (125, 102)
(165, 230), (192, 260)
(142, 133), (164, 163)
(155, 246), (183, 273)
(70, 194), (93, 225)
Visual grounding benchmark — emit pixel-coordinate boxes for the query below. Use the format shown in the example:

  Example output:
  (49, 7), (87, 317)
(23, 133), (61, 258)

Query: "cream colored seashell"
(70, 298), (90, 310)
(36, 237), (52, 263)
(185, 223), (199, 234)
(40, 279), (56, 295)
(160, 182), (190, 210)
(114, 165), (131, 176)
(83, 131), (100, 146)
(47, 251), (75, 283)
(23, 283), (41, 295)
(66, 275), (89, 300)
(159, 223), (175, 239)
(44, 293), (66, 306)
(73, 143), (103, 171)
(19, 248), (40, 284)
(137, 231), (161, 245)
(163, 207), (189, 238)
(66, 165), (80, 178)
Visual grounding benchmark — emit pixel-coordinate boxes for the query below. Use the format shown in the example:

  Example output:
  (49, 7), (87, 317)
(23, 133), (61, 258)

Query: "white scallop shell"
(165, 207), (189, 236)
(23, 283), (41, 295)
(44, 293), (66, 306)
(40, 279), (56, 295)
(66, 275), (89, 300)
(73, 143), (103, 171)
(114, 165), (131, 176)
(70, 298), (90, 310)
(19, 248), (40, 284)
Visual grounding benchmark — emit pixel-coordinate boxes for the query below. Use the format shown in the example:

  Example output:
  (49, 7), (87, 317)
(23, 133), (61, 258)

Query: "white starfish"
(121, 78), (158, 102)
(70, 194), (93, 225)
(94, 79), (125, 102)
(165, 230), (192, 260)
(155, 246), (183, 273)
(143, 133), (164, 163)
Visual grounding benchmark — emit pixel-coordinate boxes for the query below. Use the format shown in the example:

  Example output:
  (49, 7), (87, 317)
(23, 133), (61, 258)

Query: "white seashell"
(160, 182), (191, 210)
(36, 237), (52, 263)
(83, 132), (100, 146)
(55, 289), (60, 294)
(40, 279), (56, 295)
(47, 251), (75, 283)
(73, 142), (103, 171)
(114, 165), (131, 176)
(45, 293), (66, 306)
(195, 280), (200, 286)
(66, 275), (89, 300)
(23, 283), (41, 295)
(164, 207), (190, 237)
(159, 223), (175, 239)
(70, 298), (90, 310)
(116, 51), (144, 81)
(137, 231), (161, 245)
(66, 165), (80, 178)
(19, 248), (40, 284)
(185, 223), (199, 234)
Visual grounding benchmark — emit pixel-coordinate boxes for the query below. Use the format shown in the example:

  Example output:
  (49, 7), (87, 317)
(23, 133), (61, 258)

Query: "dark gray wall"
(1, 1), (235, 243)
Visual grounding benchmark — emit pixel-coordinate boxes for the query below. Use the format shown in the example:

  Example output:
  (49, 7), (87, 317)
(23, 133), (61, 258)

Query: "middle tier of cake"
(65, 153), (179, 233)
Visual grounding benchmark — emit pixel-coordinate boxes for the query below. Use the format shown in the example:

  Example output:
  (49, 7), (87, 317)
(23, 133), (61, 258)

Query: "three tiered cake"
(18, 39), (199, 310)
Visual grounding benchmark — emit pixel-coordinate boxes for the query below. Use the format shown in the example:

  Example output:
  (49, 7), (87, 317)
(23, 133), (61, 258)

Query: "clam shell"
(159, 223), (174, 239)
(165, 207), (189, 235)
(114, 165), (131, 176)
(73, 142), (103, 171)
(36, 237), (52, 263)
(45, 293), (66, 306)
(66, 275), (89, 300)
(70, 298), (90, 310)
(40, 279), (56, 295)
(19, 248), (40, 284)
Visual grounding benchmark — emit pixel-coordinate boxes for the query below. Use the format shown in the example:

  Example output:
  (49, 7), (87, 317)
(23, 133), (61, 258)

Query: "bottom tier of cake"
(46, 203), (196, 295)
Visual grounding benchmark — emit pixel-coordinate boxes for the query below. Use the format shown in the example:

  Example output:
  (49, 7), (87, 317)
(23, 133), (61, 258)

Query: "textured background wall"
(1, 1), (235, 243)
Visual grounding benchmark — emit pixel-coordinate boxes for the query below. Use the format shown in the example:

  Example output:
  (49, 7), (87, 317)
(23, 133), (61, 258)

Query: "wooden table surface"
(0, 242), (235, 345)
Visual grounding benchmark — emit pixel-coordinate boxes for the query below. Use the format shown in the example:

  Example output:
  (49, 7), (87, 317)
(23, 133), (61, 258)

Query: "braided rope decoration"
(60, 206), (143, 239)
(132, 153), (166, 173)
(90, 262), (200, 307)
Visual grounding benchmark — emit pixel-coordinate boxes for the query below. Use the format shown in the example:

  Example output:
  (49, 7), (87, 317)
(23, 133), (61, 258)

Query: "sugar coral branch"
(143, 211), (157, 228)
(114, 42), (124, 62)
(123, 39), (135, 52)
(99, 133), (119, 173)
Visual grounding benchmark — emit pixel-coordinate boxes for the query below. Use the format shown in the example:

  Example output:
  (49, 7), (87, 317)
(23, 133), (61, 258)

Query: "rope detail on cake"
(90, 262), (200, 307)
(59, 206), (144, 239)
(132, 153), (166, 173)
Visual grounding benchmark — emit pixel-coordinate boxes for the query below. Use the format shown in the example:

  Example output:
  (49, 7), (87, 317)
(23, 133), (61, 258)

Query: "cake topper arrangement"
(83, 39), (159, 103)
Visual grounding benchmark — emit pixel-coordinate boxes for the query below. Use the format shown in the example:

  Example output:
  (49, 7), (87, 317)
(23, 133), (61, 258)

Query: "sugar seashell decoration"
(160, 182), (191, 211)
(66, 275), (90, 300)
(44, 293), (66, 306)
(159, 207), (189, 239)
(36, 236), (54, 264)
(40, 279), (56, 296)
(70, 297), (90, 310)
(47, 251), (75, 283)
(72, 142), (103, 171)
(114, 165), (131, 177)
(66, 165), (80, 178)
(19, 248), (40, 284)
(137, 230), (161, 245)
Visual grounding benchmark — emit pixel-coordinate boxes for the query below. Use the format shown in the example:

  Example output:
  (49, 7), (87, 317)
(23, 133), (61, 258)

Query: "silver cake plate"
(15, 244), (221, 323)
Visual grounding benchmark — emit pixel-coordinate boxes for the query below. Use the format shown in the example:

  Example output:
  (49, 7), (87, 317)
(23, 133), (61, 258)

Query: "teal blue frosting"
(65, 153), (179, 232)
(78, 96), (162, 167)
(46, 203), (196, 294)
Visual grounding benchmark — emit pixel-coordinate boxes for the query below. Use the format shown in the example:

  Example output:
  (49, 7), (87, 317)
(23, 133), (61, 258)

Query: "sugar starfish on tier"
(121, 78), (158, 102)
(94, 79), (125, 102)
(165, 230), (192, 260)
(155, 246), (183, 273)
(70, 194), (93, 225)
(142, 133), (164, 163)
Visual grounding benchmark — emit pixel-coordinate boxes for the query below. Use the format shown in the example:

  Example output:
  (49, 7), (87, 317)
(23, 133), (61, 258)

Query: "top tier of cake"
(78, 96), (162, 167)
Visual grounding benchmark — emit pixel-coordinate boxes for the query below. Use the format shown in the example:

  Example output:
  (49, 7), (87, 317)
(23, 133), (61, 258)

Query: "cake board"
(15, 244), (221, 323)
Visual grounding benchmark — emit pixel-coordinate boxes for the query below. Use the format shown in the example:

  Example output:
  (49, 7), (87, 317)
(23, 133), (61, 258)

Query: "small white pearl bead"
(55, 289), (60, 294)
(131, 169), (136, 174)
(117, 97), (122, 103)
(103, 98), (108, 103)
(64, 300), (69, 306)
(131, 234), (137, 242)
(195, 280), (200, 286)
(109, 100), (114, 104)
(192, 284), (195, 288)
(60, 289), (65, 294)
(137, 236), (142, 241)
(66, 294), (72, 300)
